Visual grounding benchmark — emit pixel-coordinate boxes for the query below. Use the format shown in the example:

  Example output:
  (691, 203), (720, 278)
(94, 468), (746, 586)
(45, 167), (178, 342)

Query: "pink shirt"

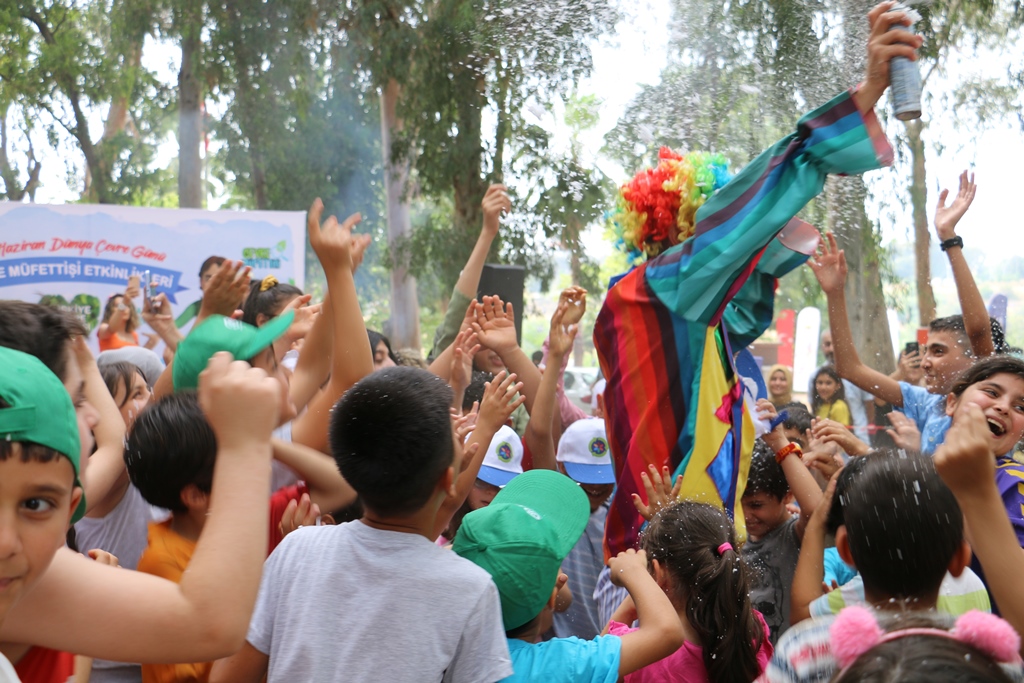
(608, 611), (773, 683)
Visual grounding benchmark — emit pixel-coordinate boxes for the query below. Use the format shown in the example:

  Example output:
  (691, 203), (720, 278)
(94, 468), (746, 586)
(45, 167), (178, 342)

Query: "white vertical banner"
(793, 306), (822, 395)
(0, 202), (306, 352)
(887, 309), (901, 360)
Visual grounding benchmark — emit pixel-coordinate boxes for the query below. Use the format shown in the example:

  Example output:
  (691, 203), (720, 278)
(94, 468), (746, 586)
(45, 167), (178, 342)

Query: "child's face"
(580, 483), (614, 514)
(468, 479), (500, 510)
(373, 341), (395, 371)
(782, 426), (809, 450)
(250, 347), (297, 424)
(0, 453), (81, 622)
(815, 374), (839, 402)
(947, 372), (1024, 456)
(62, 345), (99, 465)
(114, 372), (151, 430)
(769, 371), (789, 398)
(921, 330), (972, 395)
(474, 349), (505, 375)
(741, 492), (790, 541)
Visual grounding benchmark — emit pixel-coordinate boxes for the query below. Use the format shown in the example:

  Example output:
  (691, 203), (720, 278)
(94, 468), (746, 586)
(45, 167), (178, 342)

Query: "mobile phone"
(142, 270), (152, 302)
(904, 341), (920, 355)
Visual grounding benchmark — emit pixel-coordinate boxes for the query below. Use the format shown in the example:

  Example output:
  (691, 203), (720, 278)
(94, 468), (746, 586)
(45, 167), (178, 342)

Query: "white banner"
(0, 202), (305, 352)
(793, 306), (822, 396)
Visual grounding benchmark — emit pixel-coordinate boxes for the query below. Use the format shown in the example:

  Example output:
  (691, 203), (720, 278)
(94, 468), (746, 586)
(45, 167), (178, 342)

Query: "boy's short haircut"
(463, 370), (495, 412)
(0, 300), (87, 382)
(950, 355), (1024, 399)
(453, 470), (590, 631)
(172, 312), (294, 391)
(199, 256), (225, 279)
(928, 315), (970, 353)
(743, 439), (788, 501)
(0, 346), (86, 521)
(125, 392), (217, 513)
(781, 403), (813, 434)
(828, 450), (962, 601)
(329, 367), (455, 516)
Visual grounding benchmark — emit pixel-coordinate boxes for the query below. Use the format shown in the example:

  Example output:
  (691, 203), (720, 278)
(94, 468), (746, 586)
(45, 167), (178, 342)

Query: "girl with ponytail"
(607, 466), (772, 682)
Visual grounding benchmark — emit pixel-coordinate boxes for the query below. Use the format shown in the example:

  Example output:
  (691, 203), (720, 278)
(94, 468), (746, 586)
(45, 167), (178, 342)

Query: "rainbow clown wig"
(612, 148), (732, 262)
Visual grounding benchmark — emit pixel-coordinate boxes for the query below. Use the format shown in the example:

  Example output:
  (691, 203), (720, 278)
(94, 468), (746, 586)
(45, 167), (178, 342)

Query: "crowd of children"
(2, 3), (1024, 682)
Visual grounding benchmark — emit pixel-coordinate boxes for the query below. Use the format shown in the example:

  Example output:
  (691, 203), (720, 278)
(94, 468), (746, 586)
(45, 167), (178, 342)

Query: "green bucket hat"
(453, 469), (590, 630)
(172, 311), (295, 391)
(0, 346), (86, 522)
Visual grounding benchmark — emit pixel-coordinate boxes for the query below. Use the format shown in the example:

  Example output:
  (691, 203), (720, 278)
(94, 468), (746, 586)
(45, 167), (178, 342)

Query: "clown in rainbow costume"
(593, 2), (914, 562)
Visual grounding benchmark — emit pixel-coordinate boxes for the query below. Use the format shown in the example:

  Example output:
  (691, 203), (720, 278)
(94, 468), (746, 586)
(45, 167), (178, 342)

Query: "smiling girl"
(811, 366), (851, 427)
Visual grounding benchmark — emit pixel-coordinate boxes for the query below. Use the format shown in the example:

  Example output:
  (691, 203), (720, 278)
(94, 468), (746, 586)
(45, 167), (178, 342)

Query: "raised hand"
(471, 295), (519, 356)
(885, 411), (922, 452)
(307, 197), (362, 272)
(935, 170), (977, 241)
(474, 370), (525, 435)
(811, 418), (871, 457)
(350, 233), (373, 274)
(557, 286), (587, 326)
(548, 301), (579, 360)
(199, 352), (282, 451)
(808, 232), (847, 296)
(858, 1), (923, 110)
(125, 274), (141, 300)
(481, 184), (512, 236)
(450, 327), (480, 393)
(608, 548), (650, 588)
(279, 493), (321, 539)
(934, 403), (997, 501)
(631, 465), (682, 522)
(280, 295), (321, 345)
(199, 260), (251, 320)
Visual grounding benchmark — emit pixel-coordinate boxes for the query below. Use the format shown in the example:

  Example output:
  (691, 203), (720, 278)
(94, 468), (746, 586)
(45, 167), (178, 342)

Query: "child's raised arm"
(72, 337), (128, 513)
(608, 549), (685, 677)
(759, 400), (822, 539)
(525, 300), (578, 471)
(270, 438), (356, 514)
(1, 352), (280, 662)
(471, 295), (543, 413)
(935, 404), (1024, 654)
(936, 171), (993, 357)
(809, 233), (904, 406)
(291, 200), (374, 454)
(790, 472), (840, 624)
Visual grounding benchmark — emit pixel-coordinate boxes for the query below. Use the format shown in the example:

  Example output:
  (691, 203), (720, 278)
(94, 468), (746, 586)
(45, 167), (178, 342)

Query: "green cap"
(172, 311), (295, 391)
(453, 469), (590, 630)
(0, 346), (86, 523)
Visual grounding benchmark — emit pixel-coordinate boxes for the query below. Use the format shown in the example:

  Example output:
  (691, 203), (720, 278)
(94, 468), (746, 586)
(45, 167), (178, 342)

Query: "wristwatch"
(940, 236), (964, 252)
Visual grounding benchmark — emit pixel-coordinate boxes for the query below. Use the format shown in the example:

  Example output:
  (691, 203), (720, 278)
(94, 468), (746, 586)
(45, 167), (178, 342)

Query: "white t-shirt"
(74, 484), (168, 571)
(0, 652), (20, 683)
(248, 521), (512, 683)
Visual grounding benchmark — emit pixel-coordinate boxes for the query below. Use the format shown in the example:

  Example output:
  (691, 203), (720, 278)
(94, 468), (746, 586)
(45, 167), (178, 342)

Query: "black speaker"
(478, 264), (525, 344)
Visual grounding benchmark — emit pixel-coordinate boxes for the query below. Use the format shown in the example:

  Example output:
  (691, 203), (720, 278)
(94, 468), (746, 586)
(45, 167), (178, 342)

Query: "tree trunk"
(905, 119), (935, 326)
(380, 79), (421, 350)
(177, 0), (204, 208)
(224, 0), (268, 210)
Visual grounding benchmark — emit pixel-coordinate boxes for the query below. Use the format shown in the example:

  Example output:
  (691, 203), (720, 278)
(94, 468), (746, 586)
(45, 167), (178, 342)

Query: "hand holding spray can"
(888, 1), (923, 121)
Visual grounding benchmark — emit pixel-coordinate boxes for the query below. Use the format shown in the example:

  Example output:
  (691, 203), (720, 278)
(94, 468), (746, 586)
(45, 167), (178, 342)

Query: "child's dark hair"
(329, 367), (454, 516)
(463, 370), (495, 411)
(810, 365), (846, 415)
(928, 315), (970, 354)
(833, 613), (1013, 683)
(100, 361), (142, 408)
(125, 392), (217, 513)
(199, 256), (225, 279)
(827, 450), (962, 601)
(642, 502), (764, 683)
(950, 355), (1024, 398)
(781, 402), (813, 434)
(743, 439), (788, 501)
(241, 277), (303, 326)
(0, 301), (88, 382)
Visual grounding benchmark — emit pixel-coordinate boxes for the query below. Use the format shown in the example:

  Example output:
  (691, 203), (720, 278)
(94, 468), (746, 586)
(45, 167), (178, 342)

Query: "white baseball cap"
(478, 424), (524, 487)
(556, 418), (614, 485)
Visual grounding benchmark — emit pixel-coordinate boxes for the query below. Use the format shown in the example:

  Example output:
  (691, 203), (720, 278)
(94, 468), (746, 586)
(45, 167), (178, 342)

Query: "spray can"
(888, 2), (923, 121)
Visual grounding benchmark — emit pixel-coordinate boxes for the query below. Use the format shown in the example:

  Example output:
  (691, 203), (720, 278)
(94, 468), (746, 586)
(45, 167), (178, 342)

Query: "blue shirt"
(822, 547), (857, 588)
(898, 382), (950, 455)
(504, 635), (621, 683)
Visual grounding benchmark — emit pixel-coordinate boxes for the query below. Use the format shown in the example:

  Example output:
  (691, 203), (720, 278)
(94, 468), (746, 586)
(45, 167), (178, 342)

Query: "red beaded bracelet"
(774, 442), (802, 465)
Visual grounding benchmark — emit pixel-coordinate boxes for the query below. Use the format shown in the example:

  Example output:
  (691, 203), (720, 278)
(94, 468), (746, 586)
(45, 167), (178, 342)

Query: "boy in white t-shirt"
(210, 367), (512, 683)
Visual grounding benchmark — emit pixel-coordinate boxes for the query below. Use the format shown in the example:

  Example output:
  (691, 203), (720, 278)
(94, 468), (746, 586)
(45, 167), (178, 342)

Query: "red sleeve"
(267, 482), (309, 556)
(14, 647), (75, 683)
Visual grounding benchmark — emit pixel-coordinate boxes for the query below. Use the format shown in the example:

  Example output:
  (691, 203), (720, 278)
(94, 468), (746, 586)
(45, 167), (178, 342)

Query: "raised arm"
(525, 301), (578, 472)
(936, 171), (993, 357)
(2, 353), (280, 662)
(790, 473), (839, 624)
(760, 400), (822, 539)
(292, 200), (374, 453)
(809, 233), (904, 406)
(472, 296), (542, 413)
(270, 438), (356, 513)
(72, 337), (128, 513)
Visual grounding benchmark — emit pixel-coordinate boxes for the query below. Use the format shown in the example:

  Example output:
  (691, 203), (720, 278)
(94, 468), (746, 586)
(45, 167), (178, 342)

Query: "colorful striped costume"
(594, 90), (893, 560)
